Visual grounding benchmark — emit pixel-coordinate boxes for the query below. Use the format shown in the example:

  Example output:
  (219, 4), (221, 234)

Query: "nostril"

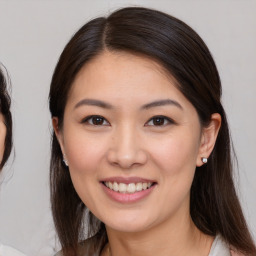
(106, 148), (148, 169)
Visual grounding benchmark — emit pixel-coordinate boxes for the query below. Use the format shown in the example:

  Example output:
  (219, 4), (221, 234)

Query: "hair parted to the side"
(49, 7), (256, 256)
(0, 64), (12, 169)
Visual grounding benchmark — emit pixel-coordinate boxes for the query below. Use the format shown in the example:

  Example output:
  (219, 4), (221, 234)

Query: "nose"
(107, 126), (148, 169)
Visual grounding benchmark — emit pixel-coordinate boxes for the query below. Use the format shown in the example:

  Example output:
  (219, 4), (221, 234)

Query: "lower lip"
(101, 183), (156, 203)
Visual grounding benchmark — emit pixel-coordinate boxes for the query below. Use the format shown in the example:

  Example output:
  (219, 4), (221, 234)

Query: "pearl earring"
(201, 157), (208, 164)
(63, 154), (69, 166)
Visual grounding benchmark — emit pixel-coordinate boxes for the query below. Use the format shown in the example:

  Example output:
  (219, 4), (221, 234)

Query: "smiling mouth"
(103, 181), (156, 194)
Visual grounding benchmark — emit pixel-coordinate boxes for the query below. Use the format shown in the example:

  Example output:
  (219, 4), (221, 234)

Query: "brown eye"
(152, 117), (165, 126)
(92, 116), (104, 125)
(82, 115), (110, 126)
(146, 116), (174, 126)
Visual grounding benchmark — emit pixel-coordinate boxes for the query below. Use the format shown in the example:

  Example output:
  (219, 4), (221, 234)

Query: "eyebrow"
(141, 99), (183, 110)
(75, 99), (113, 109)
(74, 98), (183, 110)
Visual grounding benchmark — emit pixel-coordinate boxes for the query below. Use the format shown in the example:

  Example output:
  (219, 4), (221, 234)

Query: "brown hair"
(0, 64), (12, 169)
(49, 7), (256, 256)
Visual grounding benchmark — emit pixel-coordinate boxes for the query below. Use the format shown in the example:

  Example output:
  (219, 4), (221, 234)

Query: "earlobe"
(196, 113), (221, 167)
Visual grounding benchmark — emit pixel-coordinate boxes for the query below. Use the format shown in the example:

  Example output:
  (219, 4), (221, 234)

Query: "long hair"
(0, 64), (12, 169)
(49, 7), (256, 256)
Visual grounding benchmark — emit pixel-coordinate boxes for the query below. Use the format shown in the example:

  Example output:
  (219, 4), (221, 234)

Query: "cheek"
(63, 130), (108, 209)
(152, 134), (199, 171)
(147, 131), (201, 218)
(63, 128), (109, 183)
(149, 129), (201, 194)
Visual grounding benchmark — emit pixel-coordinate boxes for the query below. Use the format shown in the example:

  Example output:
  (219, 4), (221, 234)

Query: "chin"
(103, 213), (155, 233)
(107, 223), (150, 233)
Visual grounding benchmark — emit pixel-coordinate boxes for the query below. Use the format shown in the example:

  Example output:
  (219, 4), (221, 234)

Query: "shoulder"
(55, 251), (63, 256)
(54, 251), (62, 256)
(209, 235), (231, 256)
(210, 235), (248, 256)
(0, 244), (26, 256)
(230, 248), (246, 256)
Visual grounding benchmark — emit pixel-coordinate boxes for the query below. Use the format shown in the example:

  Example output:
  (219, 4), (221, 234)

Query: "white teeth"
(136, 183), (142, 191)
(119, 183), (127, 193)
(127, 183), (136, 193)
(104, 181), (153, 193)
(113, 182), (119, 192)
(142, 183), (148, 190)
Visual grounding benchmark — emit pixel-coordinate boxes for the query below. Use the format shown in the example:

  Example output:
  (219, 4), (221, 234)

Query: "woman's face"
(0, 113), (6, 164)
(55, 51), (213, 233)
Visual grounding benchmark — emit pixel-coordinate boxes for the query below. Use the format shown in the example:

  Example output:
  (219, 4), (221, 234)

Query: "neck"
(105, 212), (213, 256)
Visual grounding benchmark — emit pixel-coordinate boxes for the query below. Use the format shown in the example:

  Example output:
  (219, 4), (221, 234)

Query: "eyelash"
(81, 115), (110, 126)
(81, 115), (175, 127)
(145, 115), (175, 127)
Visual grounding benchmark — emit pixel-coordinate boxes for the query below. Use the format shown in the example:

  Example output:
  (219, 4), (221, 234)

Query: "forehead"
(66, 50), (189, 109)
(74, 50), (172, 82)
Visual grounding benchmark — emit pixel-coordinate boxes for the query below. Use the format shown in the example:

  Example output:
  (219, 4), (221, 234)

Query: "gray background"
(0, 0), (255, 255)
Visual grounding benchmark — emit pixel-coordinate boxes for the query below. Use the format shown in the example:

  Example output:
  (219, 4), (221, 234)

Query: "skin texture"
(54, 51), (221, 256)
(0, 113), (6, 164)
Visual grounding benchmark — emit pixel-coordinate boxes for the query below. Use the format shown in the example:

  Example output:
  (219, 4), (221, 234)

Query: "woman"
(0, 65), (26, 255)
(0, 65), (12, 170)
(49, 7), (256, 256)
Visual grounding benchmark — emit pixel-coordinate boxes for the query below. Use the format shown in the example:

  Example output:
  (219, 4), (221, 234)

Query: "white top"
(0, 244), (26, 256)
(55, 235), (232, 256)
(209, 235), (231, 256)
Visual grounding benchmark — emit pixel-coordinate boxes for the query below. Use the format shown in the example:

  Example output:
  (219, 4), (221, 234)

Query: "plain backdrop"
(0, 0), (255, 255)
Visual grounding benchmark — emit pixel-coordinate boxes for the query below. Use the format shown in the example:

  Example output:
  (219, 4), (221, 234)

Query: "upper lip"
(101, 176), (156, 184)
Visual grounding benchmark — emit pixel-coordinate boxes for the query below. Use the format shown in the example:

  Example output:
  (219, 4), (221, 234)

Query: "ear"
(196, 113), (221, 167)
(52, 117), (65, 156)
